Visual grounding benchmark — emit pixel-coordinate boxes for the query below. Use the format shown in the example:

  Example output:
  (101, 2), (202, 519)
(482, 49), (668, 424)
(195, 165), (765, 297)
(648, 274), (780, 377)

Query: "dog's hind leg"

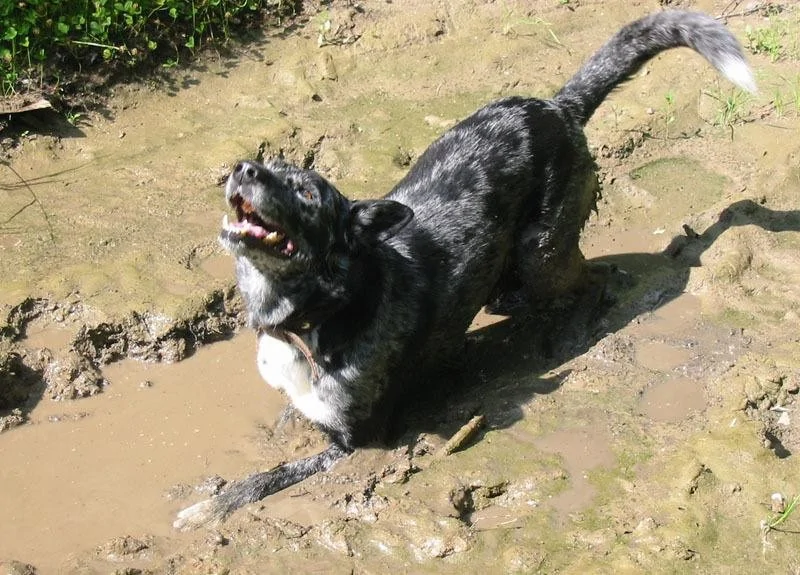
(493, 153), (600, 312)
(173, 443), (350, 530)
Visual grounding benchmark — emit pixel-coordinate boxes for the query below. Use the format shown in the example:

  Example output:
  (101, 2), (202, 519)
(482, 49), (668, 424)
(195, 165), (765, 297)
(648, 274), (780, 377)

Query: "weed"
(761, 493), (800, 554)
(65, 110), (85, 126)
(785, 74), (800, 116)
(745, 24), (785, 62)
(659, 90), (676, 137)
(772, 87), (787, 118)
(501, 12), (563, 48)
(763, 75), (800, 120)
(0, 0), (300, 97)
(701, 86), (752, 138)
(768, 494), (800, 530)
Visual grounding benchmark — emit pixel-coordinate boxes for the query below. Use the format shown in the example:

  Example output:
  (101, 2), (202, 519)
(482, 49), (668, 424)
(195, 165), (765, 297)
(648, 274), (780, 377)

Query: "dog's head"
(220, 158), (413, 325)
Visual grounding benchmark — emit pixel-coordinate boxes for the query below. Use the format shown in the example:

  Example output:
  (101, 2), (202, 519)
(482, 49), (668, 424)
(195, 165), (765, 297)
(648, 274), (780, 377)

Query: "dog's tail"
(173, 443), (349, 530)
(553, 10), (756, 126)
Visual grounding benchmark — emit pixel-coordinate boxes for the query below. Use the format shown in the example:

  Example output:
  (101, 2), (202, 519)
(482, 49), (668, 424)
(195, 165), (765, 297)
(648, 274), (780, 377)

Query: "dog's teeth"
(263, 231), (284, 245)
(222, 213), (229, 228)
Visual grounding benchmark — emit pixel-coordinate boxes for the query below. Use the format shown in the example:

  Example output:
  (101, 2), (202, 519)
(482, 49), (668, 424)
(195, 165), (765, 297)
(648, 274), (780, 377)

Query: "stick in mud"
(437, 414), (486, 457)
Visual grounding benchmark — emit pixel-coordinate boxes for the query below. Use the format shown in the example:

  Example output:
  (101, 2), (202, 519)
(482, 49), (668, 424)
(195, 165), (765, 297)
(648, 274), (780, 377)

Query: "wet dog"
(174, 10), (755, 529)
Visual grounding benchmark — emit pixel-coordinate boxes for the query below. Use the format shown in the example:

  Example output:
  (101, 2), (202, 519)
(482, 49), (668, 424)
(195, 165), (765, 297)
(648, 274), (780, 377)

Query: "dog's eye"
(298, 187), (318, 202)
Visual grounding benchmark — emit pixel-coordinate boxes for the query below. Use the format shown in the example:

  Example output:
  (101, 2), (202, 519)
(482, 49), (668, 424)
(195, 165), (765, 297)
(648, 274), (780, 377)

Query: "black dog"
(174, 10), (755, 529)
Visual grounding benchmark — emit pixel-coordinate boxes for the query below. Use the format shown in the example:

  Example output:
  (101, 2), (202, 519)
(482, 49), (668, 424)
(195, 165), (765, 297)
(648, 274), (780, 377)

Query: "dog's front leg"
(173, 442), (351, 530)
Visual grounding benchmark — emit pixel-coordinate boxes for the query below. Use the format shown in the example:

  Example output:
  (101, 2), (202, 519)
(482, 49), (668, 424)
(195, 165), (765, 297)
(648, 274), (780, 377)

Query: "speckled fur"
(174, 11), (754, 530)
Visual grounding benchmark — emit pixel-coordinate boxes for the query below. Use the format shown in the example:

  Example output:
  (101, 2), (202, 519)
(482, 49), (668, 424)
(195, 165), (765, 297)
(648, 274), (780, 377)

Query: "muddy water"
(535, 427), (615, 515)
(639, 376), (706, 422)
(2, 0), (799, 572)
(0, 334), (281, 572)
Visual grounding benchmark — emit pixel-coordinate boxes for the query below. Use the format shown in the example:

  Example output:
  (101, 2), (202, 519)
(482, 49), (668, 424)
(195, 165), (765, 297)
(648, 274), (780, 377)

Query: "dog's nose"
(232, 161), (259, 184)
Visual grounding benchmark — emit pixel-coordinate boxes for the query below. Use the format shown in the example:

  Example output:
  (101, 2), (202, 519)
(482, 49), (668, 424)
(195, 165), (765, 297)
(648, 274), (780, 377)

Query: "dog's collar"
(257, 326), (320, 382)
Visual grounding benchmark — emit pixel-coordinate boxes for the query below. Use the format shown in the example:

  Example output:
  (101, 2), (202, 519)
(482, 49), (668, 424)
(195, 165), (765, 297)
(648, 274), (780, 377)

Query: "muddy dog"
(174, 10), (755, 529)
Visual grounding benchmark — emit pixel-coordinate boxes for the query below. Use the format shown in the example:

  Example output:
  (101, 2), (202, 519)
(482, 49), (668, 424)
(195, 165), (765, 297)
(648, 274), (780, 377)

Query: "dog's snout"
(233, 161), (259, 184)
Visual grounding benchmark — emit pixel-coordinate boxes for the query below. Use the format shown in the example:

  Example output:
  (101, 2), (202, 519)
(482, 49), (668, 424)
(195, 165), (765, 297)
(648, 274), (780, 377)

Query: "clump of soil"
(0, 287), (245, 432)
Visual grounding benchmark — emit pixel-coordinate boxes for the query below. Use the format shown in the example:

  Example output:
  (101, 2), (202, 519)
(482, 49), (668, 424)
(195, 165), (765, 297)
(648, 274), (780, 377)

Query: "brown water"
(0, 334), (282, 572)
(535, 427), (615, 515)
(639, 376), (707, 423)
(2, 0), (800, 572)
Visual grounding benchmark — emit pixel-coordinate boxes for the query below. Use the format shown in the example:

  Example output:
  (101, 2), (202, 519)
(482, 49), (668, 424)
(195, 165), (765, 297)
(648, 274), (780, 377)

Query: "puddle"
(638, 376), (706, 423)
(635, 340), (693, 372)
(0, 333), (283, 572)
(470, 506), (522, 531)
(534, 428), (614, 515)
(21, 323), (74, 351)
(630, 293), (703, 337)
(200, 254), (234, 280)
(583, 227), (665, 258)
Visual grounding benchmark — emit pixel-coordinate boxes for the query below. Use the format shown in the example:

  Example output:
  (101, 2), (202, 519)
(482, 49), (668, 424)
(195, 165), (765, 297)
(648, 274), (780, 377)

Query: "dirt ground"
(1, 0), (800, 573)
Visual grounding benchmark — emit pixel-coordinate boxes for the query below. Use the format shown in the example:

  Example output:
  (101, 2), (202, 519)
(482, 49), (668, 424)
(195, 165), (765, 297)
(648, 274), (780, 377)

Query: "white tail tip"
(720, 56), (758, 93)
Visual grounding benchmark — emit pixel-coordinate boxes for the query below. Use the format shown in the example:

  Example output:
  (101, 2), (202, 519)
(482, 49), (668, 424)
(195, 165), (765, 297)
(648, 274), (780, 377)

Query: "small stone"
(771, 492), (786, 513)
(207, 531), (228, 547)
(633, 517), (658, 535)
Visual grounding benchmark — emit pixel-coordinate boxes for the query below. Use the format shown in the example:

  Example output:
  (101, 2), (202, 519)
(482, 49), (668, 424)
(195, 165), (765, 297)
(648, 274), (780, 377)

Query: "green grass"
(658, 90), (676, 137)
(745, 24), (785, 62)
(700, 86), (753, 138)
(1, 0), (299, 97)
(771, 74), (800, 118)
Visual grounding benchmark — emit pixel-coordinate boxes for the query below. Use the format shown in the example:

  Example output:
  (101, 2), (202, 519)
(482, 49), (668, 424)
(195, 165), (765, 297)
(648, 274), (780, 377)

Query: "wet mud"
(1, 0), (800, 573)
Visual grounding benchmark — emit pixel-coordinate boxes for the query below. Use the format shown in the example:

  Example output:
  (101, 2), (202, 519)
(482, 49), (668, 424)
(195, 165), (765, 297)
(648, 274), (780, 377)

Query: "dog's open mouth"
(221, 195), (296, 257)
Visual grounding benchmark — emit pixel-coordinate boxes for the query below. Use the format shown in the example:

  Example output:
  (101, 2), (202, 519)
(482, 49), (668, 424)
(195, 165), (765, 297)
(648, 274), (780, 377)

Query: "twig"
(716, 1), (765, 20)
(437, 414), (486, 457)
(1, 160), (55, 242)
(719, 0), (743, 18)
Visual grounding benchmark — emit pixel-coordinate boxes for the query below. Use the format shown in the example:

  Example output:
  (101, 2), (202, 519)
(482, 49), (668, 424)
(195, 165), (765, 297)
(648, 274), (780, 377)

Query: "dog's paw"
(173, 498), (219, 531)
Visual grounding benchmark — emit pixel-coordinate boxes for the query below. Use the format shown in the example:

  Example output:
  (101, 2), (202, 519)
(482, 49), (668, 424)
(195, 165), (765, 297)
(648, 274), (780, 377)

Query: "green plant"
(501, 12), (563, 48)
(761, 492), (800, 553)
(0, 0), (297, 97)
(659, 90), (676, 137)
(745, 23), (785, 62)
(772, 86), (787, 117)
(767, 493), (800, 531)
(702, 86), (752, 138)
(785, 74), (800, 116)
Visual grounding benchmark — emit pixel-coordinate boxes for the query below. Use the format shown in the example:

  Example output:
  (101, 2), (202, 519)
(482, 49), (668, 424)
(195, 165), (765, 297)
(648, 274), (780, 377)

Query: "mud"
(1, 0), (800, 573)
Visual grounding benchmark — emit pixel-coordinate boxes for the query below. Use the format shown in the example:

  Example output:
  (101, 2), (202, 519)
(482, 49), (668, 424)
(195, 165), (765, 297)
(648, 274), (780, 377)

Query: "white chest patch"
(256, 332), (338, 428)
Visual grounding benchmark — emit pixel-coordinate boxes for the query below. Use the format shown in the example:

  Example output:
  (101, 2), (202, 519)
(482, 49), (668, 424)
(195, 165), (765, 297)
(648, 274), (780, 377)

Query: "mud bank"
(1, 0), (800, 573)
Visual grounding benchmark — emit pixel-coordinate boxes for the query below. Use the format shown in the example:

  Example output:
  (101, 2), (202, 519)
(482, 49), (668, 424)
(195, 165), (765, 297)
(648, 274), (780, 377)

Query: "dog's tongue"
(222, 213), (267, 238)
(233, 218), (268, 238)
(221, 214), (293, 253)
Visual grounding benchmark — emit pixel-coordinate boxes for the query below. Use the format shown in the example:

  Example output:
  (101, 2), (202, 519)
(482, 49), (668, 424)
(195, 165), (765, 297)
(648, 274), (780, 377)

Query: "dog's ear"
(348, 200), (414, 246)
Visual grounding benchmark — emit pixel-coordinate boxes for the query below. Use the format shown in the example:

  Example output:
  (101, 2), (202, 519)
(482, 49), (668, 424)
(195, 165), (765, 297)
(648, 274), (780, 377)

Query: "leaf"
(2, 26), (17, 41)
(57, 22), (70, 35)
(184, 35), (195, 49)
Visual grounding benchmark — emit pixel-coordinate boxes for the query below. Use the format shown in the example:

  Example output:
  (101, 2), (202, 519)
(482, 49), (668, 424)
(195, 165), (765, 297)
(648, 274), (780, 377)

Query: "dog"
(174, 10), (755, 530)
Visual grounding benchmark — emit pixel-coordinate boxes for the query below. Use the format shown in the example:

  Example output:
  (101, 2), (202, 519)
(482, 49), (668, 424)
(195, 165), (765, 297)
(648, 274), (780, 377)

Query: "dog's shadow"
(400, 198), (800, 441)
